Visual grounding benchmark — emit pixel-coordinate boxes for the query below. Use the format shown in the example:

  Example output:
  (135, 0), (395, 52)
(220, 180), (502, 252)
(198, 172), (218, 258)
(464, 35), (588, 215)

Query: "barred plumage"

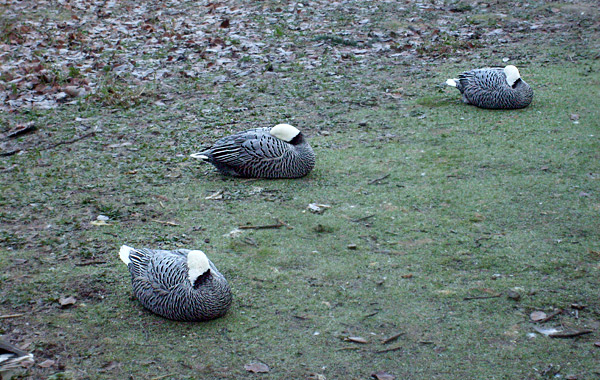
(0, 339), (34, 377)
(446, 65), (533, 109)
(190, 124), (315, 178)
(119, 245), (232, 322)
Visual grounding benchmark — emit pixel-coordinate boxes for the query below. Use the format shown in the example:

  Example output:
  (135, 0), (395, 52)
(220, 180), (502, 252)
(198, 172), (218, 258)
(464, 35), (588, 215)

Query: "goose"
(190, 124), (315, 178)
(446, 65), (533, 109)
(0, 339), (34, 378)
(119, 245), (232, 321)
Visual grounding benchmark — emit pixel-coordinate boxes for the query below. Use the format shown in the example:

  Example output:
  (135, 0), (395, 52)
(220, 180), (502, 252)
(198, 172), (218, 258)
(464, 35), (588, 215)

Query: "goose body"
(190, 124), (315, 178)
(119, 245), (232, 321)
(446, 65), (533, 109)
(0, 339), (34, 377)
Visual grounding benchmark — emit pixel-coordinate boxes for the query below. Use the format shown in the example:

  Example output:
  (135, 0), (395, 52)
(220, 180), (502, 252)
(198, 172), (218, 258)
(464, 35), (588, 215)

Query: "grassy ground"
(1, 1), (599, 379)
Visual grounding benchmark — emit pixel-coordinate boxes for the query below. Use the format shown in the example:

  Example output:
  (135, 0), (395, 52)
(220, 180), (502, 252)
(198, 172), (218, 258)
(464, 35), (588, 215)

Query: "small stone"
(347, 243), (357, 250)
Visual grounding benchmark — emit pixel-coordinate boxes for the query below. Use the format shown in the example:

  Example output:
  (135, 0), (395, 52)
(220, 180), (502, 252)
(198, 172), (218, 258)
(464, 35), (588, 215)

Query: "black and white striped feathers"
(0, 339), (34, 377)
(190, 124), (315, 178)
(119, 245), (232, 322)
(446, 65), (533, 109)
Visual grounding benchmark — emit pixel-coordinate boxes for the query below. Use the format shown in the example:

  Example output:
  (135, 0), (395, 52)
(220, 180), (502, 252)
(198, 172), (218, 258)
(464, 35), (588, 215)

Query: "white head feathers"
(270, 123), (300, 142)
(504, 65), (521, 87)
(119, 245), (134, 265)
(187, 250), (210, 285)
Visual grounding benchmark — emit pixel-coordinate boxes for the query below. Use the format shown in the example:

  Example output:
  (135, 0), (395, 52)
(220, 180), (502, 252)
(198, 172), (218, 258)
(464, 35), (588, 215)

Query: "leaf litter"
(4, 0), (592, 112)
(244, 362), (270, 373)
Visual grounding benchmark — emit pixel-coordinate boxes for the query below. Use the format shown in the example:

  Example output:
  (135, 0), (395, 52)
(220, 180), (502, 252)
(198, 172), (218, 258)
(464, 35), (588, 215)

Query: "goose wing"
(210, 128), (292, 166)
(458, 68), (506, 91)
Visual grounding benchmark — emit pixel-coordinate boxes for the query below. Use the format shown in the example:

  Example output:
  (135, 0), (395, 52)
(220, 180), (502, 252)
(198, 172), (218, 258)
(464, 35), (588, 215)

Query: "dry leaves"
(372, 371), (395, 380)
(530, 311), (547, 322)
(205, 190), (224, 200)
(59, 295), (77, 307)
(90, 220), (111, 226)
(38, 359), (55, 368)
(344, 336), (368, 344)
(307, 203), (331, 214)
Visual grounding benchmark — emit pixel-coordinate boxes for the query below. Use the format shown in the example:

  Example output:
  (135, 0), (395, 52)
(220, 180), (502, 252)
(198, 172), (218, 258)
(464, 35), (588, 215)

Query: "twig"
(463, 294), (502, 301)
(382, 332), (405, 345)
(151, 220), (180, 226)
(41, 131), (96, 151)
(7, 124), (36, 138)
(352, 214), (375, 223)
(74, 260), (108, 266)
(362, 311), (379, 320)
(375, 345), (402, 354)
(0, 149), (21, 157)
(239, 220), (285, 230)
(292, 315), (311, 320)
(368, 173), (390, 185)
(0, 313), (25, 319)
(550, 329), (593, 339)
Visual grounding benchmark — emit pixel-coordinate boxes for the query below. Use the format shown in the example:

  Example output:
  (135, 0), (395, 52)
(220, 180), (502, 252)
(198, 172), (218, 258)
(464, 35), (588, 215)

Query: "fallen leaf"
(308, 374), (326, 380)
(108, 142), (133, 148)
(63, 86), (83, 97)
(244, 362), (269, 373)
(530, 311), (547, 322)
(59, 296), (77, 307)
(39, 359), (55, 368)
(372, 371), (395, 380)
(382, 332), (405, 344)
(344, 336), (368, 344)
(224, 228), (243, 238)
(151, 220), (180, 226)
(570, 113), (580, 121)
(401, 274), (413, 279)
(91, 220), (111, 226)
(205, 190), (223, 200)
(347, 243), (357, 250)
(532, 325), (560, 336)
(307, 203), (331, 214)
(6, 123), (37, 138)
(99, 361), (120, 372)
